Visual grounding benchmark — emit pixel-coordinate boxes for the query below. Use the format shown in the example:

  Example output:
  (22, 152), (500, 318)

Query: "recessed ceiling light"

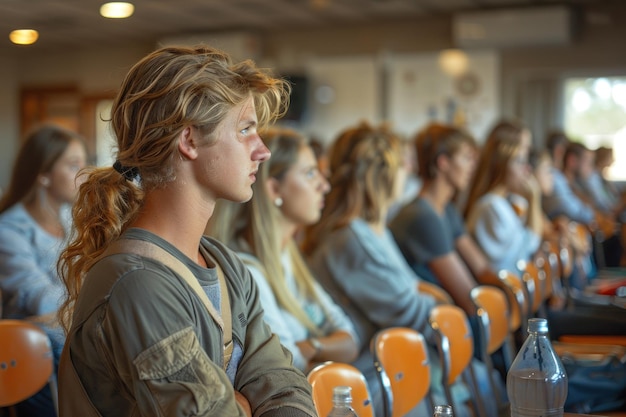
(100, 2), (135, 19)
(9, 29), (39, 45)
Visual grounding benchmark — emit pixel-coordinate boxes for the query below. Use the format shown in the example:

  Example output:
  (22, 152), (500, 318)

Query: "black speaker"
(282, 74), (309, 123)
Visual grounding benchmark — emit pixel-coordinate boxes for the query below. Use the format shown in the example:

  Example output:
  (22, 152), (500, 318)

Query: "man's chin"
(235, 191), (254, 204)
(217, 189), (253, 204)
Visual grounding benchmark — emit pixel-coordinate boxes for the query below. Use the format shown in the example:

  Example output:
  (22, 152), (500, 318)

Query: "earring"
(41, 177), (50, 187)
(274, 197), (283, 207)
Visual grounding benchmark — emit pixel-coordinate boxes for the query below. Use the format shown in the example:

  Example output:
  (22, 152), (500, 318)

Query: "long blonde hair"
(208, 128), (323, 335)
(58, 45), (290, 332)
(302, 122), (402, 255)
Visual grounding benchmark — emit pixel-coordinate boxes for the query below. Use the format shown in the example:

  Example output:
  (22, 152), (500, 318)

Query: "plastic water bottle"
(326, 386), (358, 417)
(433, 404), (453, 417)
(507, 318), (568, 417)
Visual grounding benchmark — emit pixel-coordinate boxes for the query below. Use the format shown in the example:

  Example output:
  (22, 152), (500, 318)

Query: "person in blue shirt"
(0, 123), (88, 417)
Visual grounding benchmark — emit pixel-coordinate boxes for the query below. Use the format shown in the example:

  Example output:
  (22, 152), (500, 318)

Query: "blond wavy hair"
(58, 45), (290, 332)
(301, 122), (402, 256)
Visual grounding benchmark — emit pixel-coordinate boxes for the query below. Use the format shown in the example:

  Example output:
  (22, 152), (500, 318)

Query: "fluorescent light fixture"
(100, 2), (135, 19)
(9, 29), (39, 45)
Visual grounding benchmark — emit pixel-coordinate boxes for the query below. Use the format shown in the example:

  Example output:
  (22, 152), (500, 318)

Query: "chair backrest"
(429, 305), (488, 417)
(417, 281), (453, 305)
(470, 285), (513, 412)
(429, 305), (473, 385)
(520, 259), (546, 315)
(371, 327), (431, 417)
(0, 319), (55, 407)
(497, 270), (528, 335)
(307, 361), (375, 417)
(534, 253), (553, 299)
(470, 286), (510, 356)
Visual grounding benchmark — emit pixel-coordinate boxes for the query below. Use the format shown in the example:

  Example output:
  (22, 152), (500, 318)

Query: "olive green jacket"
(58, 229), (316, 417)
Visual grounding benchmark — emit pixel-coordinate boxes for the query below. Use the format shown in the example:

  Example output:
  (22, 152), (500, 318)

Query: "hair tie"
(113, 160), (139, 181)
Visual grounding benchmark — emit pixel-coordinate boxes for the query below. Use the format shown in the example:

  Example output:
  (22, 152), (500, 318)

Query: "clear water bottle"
(326, 386), (358, 417)
(433, 404), (453, 417)
(506, 318), (568, 417)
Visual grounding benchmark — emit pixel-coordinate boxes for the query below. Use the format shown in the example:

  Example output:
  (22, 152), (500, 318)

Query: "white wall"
(388, 50), (499, 141)
(298, 55), (380, 145)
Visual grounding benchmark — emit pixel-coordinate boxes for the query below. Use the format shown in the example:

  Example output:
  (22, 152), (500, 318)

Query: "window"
(563, 76), (626, 181)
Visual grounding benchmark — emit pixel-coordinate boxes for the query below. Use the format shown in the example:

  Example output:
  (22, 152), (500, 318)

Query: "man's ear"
(177, 126), (199, 160)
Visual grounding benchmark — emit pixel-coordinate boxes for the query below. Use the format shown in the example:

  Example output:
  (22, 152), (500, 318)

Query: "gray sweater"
(307, 218), (436, 370)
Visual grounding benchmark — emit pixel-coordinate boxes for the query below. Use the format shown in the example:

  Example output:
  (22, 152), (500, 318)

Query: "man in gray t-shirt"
(390, 197), (465, 285)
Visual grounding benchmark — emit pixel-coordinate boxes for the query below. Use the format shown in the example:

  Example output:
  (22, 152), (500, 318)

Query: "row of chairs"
(0, 282), (508, 417)
(308, 284), (512, 417)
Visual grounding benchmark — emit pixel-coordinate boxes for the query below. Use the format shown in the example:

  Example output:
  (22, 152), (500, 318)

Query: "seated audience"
(525, 149), (626, 340)
(544, 139), (621, 267)
(528, 148), (588, 302)
(390, 123), (495, 316)
(545, 130), (569, 172)
(0, 124), (87, 417)
(581, 146), (621, 216)
(464, 120), (542, 276)
(207, 128), (358, 373)
(303, 122), (500, 417)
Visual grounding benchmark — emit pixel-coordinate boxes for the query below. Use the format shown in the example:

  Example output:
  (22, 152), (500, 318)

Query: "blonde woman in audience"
(207, 128), (358, 373)
(0, 124), (87, 417)
(463, 120), (543, 275)
(302, 122), (499, 417)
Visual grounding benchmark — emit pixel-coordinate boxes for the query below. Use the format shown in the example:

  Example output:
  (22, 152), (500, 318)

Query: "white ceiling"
(0, 0), (612, 52)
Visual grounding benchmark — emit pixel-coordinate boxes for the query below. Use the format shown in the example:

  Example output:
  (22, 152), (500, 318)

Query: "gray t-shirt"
(389, 197), (465, 284)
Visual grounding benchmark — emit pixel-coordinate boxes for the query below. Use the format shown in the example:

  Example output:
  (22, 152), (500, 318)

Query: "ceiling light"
(9, 29), (39, 45)
(100, 2), (135, 19)
(438, 49), (469, 78)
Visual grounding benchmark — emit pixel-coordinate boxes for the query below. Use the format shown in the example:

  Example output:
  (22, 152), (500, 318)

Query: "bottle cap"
(527, 318), (548, 334)
(434, 404), (453, 416)
(333, 386), (352, 402)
